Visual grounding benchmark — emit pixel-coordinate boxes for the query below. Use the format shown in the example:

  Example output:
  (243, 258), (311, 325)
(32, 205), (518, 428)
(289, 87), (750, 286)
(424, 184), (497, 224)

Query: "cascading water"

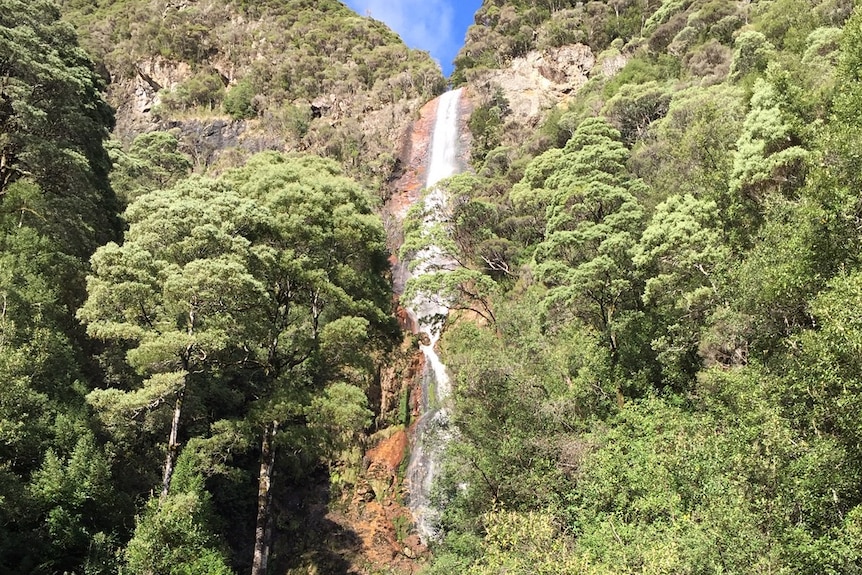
(405, 88), (464, 543)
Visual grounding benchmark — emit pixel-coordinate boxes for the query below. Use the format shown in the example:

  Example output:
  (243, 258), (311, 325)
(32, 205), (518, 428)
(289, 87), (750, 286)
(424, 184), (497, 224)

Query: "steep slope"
(58, 0), (445, 187)
(404, 1), (862, 573)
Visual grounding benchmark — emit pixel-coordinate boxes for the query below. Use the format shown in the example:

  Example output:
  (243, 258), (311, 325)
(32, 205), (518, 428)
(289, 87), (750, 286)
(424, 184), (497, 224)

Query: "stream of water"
(405, 88), (463, 543)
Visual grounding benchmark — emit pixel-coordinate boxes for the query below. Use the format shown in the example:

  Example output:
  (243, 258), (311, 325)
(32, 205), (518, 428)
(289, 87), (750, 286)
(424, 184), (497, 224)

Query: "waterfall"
(405, 88), (463, 543)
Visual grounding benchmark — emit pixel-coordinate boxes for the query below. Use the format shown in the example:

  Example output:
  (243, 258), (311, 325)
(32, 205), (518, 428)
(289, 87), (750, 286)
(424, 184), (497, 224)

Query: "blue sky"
(343, 0), (483, 77)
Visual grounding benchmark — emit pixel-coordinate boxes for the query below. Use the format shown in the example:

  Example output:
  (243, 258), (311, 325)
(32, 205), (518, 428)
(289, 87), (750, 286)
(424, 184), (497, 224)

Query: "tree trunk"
(251, 420), (278, 575)
(160, 389), (184, 500)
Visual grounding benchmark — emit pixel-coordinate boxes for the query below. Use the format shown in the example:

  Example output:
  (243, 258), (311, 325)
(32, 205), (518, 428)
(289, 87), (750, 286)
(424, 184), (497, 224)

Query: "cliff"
(60, 0), (446, 188)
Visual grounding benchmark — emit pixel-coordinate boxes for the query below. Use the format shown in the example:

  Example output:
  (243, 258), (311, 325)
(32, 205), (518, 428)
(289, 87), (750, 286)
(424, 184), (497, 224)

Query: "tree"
(730, 76), (809, 204)
(633, 194), (729, 385)
(819, 4), (862, 201)
(108, 131), (193, 203)
(78, 176), (271, 500)
(629, 84), (745, 208)
(223, 78), (258, 120)
(0, 4), (123, 571)
(124, 450), (234, 575)
(29, 433), (120, 574)
(601, 81), (672, 145)
(529, 117), (645, 358)
(463, 511), (583, 575)
(224, 153), (396, 575)
(79, 152), (396, 574)
(789, 272), (862, 457)
(0, 0), (120, 257)
(729, 30), (775, 80)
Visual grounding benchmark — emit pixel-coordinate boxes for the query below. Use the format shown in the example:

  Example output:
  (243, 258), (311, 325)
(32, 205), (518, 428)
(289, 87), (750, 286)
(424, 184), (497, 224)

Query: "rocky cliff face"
(63, 0), (444, 185)
(105, 52), (435, 180)
(466, 42), (628, 155)
(470, 44), (596, 122)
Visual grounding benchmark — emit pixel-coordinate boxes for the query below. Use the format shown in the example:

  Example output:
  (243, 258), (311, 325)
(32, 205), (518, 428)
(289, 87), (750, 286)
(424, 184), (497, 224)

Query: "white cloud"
(347, 0), (456, 69)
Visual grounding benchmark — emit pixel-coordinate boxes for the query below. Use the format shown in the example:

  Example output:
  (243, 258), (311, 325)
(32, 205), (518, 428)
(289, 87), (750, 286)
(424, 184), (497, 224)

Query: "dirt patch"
(367, 428), (409, 475)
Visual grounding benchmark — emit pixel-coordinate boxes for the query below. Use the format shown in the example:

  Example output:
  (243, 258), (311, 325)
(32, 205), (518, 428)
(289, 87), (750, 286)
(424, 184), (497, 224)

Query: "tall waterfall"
(405, 88), (463, 543)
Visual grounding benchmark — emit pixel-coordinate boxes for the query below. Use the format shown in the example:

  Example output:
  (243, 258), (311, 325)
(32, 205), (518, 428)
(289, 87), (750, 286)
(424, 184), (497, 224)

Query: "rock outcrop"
(469, 44), (596, 123)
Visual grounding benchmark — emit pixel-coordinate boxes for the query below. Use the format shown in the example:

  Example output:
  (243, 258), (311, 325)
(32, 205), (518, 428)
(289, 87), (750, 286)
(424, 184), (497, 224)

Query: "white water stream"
(405, 88), (463, 543)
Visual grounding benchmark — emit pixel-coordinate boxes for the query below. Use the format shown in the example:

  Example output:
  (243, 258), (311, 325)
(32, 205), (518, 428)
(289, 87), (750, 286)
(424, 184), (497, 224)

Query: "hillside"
(59, 0), (445, 188)
(403, 0), (862, 573)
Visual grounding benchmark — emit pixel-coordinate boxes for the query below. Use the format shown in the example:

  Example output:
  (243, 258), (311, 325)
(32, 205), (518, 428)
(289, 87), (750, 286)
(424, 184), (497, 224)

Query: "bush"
(159, 71), (225, 112)
(223, 78), (257, 119)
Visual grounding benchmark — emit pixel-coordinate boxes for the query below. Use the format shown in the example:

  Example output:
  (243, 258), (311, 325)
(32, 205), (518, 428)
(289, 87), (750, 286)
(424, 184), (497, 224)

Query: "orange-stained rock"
(387, 96), (439, 220)
(366, 428), (409, 475)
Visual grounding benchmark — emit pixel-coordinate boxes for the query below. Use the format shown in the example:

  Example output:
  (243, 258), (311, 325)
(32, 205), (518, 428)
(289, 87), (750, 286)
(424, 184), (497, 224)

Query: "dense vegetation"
(412, 0), (862, 572)
(58, 0), (444, 186)
(0, 2), (401, 573)
(6, 0), (862, 572)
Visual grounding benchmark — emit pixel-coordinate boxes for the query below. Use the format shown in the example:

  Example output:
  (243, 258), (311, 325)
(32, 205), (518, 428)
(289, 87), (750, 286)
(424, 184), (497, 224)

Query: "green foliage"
(644, 0), (693, 36)
(631, 84), (745, 208)
(821, 4), (862, 195)
(62, 0), (442, 111)
(468, 92), (509, 165)
(632, 193), (728, 385)
(453, 0), (660, 81)
(223, 78), (258, 120)
(0, 0), (120, 257)
(729, 30), (776, 81)
(158, 71), (226, 113)
(730, 76), (809, 212)
(601, 81), (672, 144)
(109, 131), (192, 203)
(601, 54), (681, 100)
(29, 433), (119, 571)
(79, 150), (395, 494)
(0, 5), (125, 572)
(59, 0), (444, 189)
(124, 471), (234, 575)
(530, 118), (646, 355)
(308, 381), (373, 462)
(753, 0), (848, 52)
(463, 511), (582, 574)
(6, 1), (862, 574)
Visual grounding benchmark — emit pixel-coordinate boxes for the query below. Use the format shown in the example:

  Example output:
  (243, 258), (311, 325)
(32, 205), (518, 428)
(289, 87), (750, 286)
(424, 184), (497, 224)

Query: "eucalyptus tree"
(224, 152), (396, 574)
(108, 131), (193, 203)
(78, 176), (271, 500)
(632, 193), (729, 383)
(0, 0), (120, 257)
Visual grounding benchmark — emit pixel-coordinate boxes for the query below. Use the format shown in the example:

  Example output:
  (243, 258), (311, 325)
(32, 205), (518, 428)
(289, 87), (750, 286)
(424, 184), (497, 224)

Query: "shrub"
(223, 78), (257, 119)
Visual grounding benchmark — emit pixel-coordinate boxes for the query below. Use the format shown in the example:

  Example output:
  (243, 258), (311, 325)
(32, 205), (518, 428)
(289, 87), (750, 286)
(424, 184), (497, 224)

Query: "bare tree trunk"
(251, 420), (278, 575)
(160, 389), (184, 500)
